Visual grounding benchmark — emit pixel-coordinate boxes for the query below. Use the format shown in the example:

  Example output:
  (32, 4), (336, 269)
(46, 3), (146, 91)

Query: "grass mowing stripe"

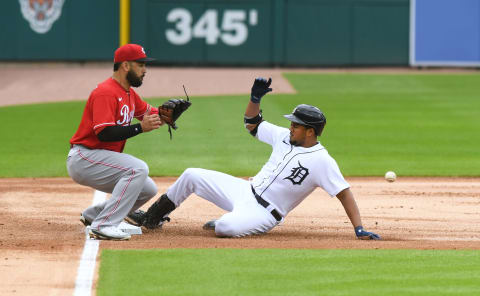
(283, 73), (480, 176)
(1, 73), (479, 177)
(97, 249), (480, 296)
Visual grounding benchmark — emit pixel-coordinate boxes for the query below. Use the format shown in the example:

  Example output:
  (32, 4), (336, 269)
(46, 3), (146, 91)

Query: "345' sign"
(166, 8), (258, 46)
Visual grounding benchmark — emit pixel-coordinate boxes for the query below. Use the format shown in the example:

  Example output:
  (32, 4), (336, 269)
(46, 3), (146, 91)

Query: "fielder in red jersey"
(70, 77), (153, 152)
(67, 44), (163, 241)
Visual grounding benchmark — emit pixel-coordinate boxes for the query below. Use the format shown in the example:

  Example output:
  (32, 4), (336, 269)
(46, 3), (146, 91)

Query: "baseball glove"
(158, 98), (191, 139)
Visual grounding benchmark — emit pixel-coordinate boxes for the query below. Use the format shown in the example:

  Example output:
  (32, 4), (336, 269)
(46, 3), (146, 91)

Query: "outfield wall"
(1, 0), (409, 66)
(0, 0), (119, 60)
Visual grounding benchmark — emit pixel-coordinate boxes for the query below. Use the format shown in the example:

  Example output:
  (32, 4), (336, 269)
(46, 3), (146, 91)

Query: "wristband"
(250, 95), (261, 104)
(244, 111), (263, 125)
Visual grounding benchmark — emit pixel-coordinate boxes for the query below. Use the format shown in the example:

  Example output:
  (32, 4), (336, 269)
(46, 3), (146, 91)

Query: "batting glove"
(251, 77), (272, 103)
(355, 226), (381, 240)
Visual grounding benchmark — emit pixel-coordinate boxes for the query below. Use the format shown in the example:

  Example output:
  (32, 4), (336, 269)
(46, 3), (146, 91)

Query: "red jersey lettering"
(70, 78), (150, 152)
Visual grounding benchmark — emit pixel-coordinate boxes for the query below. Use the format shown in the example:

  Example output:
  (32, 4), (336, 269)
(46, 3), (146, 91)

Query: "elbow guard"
(244, 111), (263, 136)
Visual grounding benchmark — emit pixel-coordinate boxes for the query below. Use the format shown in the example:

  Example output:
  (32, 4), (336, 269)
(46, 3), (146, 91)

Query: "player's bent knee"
(180, 168), (205, 183)
(182, 167), (200, 177)
(214, 220), (243, 238)
(133, 161), (150, 179)
(144, 179), (158, 198)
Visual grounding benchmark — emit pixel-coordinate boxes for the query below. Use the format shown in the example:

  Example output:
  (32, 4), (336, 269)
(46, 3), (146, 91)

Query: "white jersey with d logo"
(251, 121), (350, 217)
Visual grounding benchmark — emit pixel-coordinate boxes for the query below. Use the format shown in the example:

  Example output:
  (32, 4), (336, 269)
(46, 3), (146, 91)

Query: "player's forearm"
(246, 77), (271, 118)
(97, 124), (143, 142)
(245, 78), (271, 134)
(245, 100), (260, 118)
(244, 101), (261, 132)
(337, 188), (363, 228)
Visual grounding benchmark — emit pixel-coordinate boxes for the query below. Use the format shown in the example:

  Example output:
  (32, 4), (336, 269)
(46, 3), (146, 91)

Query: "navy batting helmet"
(284, 104), (326, 136)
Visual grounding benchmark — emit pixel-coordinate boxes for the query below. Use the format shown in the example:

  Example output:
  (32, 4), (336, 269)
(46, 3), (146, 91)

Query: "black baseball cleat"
(141, 194), (175, 229)
(126, 209), (170, 229)
(125, 209), (146, 226)
(143, 216), (170, 229)
(202, 219), (217, 230)
(80, 213), (91, 227)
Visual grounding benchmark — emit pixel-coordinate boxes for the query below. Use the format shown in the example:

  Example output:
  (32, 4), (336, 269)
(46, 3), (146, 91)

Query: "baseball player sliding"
(127, 77), (380, 240)
(67, 44), (190, 241)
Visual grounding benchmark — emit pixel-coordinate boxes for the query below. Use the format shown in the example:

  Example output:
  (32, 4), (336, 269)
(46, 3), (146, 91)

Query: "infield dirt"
(0, 65), (479, 296)
(1, 177), (479, 295)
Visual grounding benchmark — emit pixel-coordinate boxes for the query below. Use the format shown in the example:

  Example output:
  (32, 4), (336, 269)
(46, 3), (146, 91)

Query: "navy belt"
(251, 186), (282, 221)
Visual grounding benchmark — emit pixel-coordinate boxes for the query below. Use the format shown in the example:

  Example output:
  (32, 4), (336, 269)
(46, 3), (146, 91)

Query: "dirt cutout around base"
(0, 63), (296, 107)
(1, 177), (480, 295)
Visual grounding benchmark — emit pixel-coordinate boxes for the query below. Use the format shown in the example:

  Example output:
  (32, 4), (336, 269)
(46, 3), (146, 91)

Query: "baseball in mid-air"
(385, 171), (397, 182)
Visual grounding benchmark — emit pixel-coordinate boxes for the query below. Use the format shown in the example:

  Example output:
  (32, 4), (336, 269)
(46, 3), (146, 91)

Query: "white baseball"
(385, 171), (396, 182)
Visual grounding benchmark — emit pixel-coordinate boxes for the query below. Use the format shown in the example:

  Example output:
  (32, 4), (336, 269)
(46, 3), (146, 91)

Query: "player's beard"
(289, 135), (301, 146)
(289, 133), (305, 146)
(126, 70), (143, 87)
(289, 139), (300, 146)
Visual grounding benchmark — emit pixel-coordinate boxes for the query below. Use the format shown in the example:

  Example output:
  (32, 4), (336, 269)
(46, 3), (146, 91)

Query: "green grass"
(283, 73), (480, 176)
(97, 249), (480, 296)
(0, 73), (479, 177)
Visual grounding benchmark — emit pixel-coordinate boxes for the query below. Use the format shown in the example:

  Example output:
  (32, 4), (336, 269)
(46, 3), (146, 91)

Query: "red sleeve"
(92, 93), (118, 135)
(133, 91), (149, 118)
(150, 106), (158, 115)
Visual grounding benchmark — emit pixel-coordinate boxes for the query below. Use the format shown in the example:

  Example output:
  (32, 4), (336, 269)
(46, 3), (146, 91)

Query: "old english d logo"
(19, 0), (65, 34)
(284, 161), (309, 185)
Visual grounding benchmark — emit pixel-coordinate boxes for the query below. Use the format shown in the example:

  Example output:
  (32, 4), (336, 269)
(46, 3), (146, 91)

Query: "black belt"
(251, 186), (282, 221)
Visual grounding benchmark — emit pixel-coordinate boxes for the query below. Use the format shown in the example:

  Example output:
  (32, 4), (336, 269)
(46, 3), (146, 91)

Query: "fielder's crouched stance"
(67, 44), (190, 241)
(128, 78), (380, 240)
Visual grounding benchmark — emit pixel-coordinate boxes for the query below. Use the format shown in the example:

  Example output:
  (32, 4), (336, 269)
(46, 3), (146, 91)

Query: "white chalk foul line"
(73, 190), (106, 296)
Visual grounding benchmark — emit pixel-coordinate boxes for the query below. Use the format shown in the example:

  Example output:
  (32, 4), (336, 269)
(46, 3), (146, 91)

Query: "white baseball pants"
(167, 168), (281, 237)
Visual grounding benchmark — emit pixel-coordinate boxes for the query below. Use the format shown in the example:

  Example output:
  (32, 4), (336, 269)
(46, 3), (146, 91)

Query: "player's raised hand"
(251, 77), (272, 103)
(141, 113), (163, 132)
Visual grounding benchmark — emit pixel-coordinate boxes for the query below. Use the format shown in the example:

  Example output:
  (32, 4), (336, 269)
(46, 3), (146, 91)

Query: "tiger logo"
(19, 0), (65, 34)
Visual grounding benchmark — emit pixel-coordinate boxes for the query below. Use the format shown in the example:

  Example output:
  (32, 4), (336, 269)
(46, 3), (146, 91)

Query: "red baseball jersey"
(70, 78), (151, 152)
